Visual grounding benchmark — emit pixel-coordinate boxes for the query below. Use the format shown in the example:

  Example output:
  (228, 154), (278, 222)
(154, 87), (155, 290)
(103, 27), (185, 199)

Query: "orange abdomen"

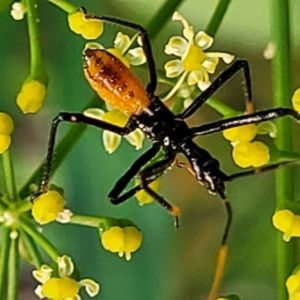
(83, 49), (150, 115)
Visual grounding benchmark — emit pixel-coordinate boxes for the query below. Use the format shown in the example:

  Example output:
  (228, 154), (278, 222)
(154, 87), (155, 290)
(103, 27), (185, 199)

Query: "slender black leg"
(108, 143), (161, 202)
(191, 108), (300, 137)
(32, 112), (136, 200)
(85, 11), (157, 94)
(178, 60), (253, 119)
(137, 151), (180, 227)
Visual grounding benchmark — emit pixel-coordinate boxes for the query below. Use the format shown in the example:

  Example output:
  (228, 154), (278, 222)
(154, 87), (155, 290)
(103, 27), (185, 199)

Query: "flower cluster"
(163, 12), (234, 100)
(33, 255), (99, 300)
(223, 124), (270, 168)
(0, 112), (14, 154)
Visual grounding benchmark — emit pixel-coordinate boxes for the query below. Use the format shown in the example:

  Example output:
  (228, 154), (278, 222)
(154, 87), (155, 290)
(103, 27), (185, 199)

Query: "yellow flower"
(68, 10), (104, 40)
(16, 80), (46, 114)
(101, 226), (142, 261)
(0, 112), (14, 154)
(135, 178), (161, 205)
(292, 87), (300, 114)
(272, 210), (300, 242)
(164, 12), (234, 95)
(33, 255), (99, 300)
(32, 191), (66, 225)
(223, 124), (257, 143)
(232, 141), (270, 168)
(286, 269), (300, 300)
(84, 108), (144, 154)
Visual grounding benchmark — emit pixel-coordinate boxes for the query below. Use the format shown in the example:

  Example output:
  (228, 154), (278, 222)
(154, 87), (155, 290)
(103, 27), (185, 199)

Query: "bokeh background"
(1, 0), (300, 299)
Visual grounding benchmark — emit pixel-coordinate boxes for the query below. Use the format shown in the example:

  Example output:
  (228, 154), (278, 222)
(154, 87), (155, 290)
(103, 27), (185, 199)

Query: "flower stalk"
(270, 1), (294, 300)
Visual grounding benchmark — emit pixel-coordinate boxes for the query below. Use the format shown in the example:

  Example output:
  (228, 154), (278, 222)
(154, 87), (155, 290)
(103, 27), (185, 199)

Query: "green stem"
(2, 151), (18, 202)
(7, 232), (19, 300)
(206, 98), (240, 117)
(19, 96), (102, 199)
(270, 1), (294, 300)
(0, 228), (11, 299)
(20, 218), (60, 261)
(24, 0), (46, 81)
(47, 0), (77, 13)
(20, 230), (43, 268)
(147, 0), (184, 39)
(205, 0), (232, 37)
(69, 214), (106, 228)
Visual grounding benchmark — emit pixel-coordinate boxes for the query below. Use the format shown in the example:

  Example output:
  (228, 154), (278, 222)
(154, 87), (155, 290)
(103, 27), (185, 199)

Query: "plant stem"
(7, 232), (19, 300)
(205, 0), (232, 37)
(270, 1), (294, 299)
(70, 214), (105, 228)
(0, 228), (11, 299)
(20, 218), (60, 261)
(47, 0), (77, 13)
(147, 0), (184, 39)
(2, 151), (18, 202)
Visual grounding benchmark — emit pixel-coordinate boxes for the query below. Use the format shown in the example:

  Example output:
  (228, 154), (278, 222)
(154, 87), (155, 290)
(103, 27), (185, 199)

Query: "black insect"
(33, 10), (300, 299)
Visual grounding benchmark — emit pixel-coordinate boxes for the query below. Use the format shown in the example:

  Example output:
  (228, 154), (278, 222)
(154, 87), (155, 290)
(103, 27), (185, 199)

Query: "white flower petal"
(164, 36), (188, 57)
(56, 209), (73, 223)
(125, 129), (144, 149)
(183, 98), (193, 108)
(263, 42), (276, 60)
(197, 80), (211, 91)
(32, 265), (53, 283)
(103, 131), (121, 154)
(206, 52), (234, 64)
(57, 255), (74, 277)
(164, 59), (184, 78)
(34, 285), (44, 299)
(172, 11), (194, 41)
(11, 2), (26, 20)
(83, 108), (105, 120)
(202, 57), (219, 74)
(125, 47), (146, 66)
(187, 70), (203, 86)
(79, 279), (100, 297)
(114, 32), (131, 54)
(125, 252), (132, 261)
(84, 42), (104, 51)
(194, 31), (213, 50)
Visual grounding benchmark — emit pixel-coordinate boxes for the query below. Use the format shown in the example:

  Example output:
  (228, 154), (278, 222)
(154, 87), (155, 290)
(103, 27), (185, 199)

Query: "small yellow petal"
(107, 48), (130, 68)
(32, 191), (65, 225)
(0, 134), (11, 154)
(42, 277), (80, 299)
(0, 112), (14, 134)
(16, 80), (46, 114)
(292, 88), (300, 114)
(123, 227), (143, 254)
(102, 131), (121, 154)
(101, 226), (125, 253)
(223, 124), (257, 143)
(164, 59), (184, 78)
(135, 178), (161, 205)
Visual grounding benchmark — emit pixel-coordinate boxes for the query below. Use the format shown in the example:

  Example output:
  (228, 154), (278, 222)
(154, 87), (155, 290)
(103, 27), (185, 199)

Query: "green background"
(1, 0), (300, 299)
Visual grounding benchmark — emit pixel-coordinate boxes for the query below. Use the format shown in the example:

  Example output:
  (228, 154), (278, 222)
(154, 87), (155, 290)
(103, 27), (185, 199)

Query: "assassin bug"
(33, 10), (300, 300)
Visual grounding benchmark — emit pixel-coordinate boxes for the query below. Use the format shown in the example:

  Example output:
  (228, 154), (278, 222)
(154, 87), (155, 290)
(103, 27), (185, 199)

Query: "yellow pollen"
(183, 44), (206, 72)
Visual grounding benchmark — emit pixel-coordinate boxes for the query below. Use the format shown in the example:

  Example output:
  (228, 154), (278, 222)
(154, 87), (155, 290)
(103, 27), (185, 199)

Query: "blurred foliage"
(1, 0), (300, 300)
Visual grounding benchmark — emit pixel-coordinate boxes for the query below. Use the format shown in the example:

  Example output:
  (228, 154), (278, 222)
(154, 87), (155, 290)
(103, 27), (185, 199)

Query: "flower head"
(0, 112), (14, 154)
(68, 10), (104, 40)
(32, 190), (66, 225)
(10, 2), (26, 20)
(100, 225), (142, 261)
(223, 124), (257, 143)
(272, 210), (300, 242)
(292, 87), (300, 114)
(84, 108), (144, 154)
(16, 80), (47, 114)
(33, 255), (99, 300)
(232, 141), (270, 168)
(164, 12), (234, 92)
(286, 269), (300, 300)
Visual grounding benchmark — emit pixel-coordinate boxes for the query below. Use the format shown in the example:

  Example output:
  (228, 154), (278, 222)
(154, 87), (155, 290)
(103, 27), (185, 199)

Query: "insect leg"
(178, 60), (252, 119)
(108, 143), (160, 203)
(190, 107), (300, 137)
(85, 11), (157, 94)
(32, 112), (135, 200)
(136, 151), (180, 227)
